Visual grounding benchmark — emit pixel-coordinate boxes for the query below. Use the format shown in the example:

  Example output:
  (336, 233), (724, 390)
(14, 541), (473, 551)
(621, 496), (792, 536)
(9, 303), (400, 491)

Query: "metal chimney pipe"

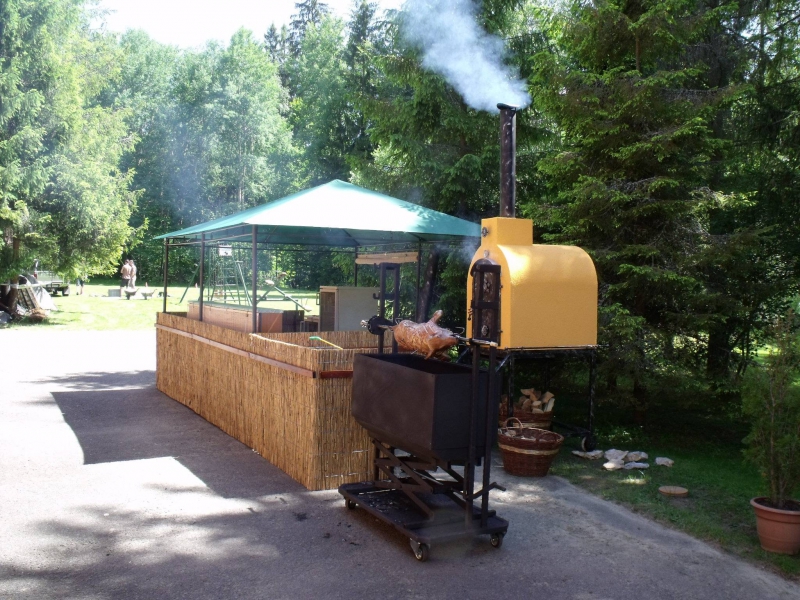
(498, 103), (517, 218)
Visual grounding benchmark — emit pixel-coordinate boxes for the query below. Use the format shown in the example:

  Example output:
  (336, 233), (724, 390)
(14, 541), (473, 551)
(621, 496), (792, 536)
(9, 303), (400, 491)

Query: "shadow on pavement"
(50, 371), (304, 500)
(1, 497), (383, 600)
(36, 370), (155, 390)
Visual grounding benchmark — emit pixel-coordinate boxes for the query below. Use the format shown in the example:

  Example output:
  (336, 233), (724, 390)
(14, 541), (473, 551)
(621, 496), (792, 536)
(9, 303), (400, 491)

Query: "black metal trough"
(351, 353), (490, 462)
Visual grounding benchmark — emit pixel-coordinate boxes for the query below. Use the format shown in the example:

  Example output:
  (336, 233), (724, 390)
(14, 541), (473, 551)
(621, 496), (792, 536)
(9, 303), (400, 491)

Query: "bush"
(742, 310), (800, 509)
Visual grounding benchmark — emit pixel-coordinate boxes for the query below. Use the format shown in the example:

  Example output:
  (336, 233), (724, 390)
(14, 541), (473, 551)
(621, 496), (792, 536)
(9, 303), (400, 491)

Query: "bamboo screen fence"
(156, 312), (395, 490)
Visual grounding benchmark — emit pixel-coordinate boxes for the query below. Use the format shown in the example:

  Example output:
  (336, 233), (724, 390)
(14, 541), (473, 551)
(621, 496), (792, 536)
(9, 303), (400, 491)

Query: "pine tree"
(264, 24), (289, 66)
(289, 0), (330, 56)
(345, 1), (381, 160)
(530, 0), (740, 405)
(709, 0), (800, 378)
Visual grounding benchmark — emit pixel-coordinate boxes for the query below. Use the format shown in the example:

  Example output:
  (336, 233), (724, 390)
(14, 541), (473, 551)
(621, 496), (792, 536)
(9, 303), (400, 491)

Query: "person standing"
(120, 260), (132, 290)
(129, 260), (137, 289)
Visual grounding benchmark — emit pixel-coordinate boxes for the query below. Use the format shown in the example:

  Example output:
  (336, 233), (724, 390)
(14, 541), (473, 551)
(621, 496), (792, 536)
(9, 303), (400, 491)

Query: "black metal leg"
(481, 345), (498, 527)
(372, 444), (380, 481)
(588, 349), (596, 436)
(508, 355), (515, 419)
(544, 361), (550, 392)
(466, 345), (479, 526)
(391, 265), (400, 353)
(162, 241), (169, 313)
(377, 264), (387, 354)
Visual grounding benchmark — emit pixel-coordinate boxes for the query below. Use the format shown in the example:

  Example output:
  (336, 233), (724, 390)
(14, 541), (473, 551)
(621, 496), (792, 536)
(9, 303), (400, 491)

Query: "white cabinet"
(319, 286), (379, 331)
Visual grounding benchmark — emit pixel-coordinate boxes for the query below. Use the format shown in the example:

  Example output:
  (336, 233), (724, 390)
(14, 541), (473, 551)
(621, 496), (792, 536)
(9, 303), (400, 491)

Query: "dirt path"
(1, 329), (797, 600)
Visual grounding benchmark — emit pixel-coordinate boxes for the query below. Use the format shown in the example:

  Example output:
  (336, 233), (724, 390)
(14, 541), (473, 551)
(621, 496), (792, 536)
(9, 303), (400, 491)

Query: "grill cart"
(339, 343), (509, 562)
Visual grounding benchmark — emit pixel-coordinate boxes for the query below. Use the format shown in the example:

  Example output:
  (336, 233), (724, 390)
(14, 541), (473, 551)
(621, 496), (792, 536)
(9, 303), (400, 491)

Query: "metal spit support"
(374, 263), (400, 354)
(466, 255), (504, 526)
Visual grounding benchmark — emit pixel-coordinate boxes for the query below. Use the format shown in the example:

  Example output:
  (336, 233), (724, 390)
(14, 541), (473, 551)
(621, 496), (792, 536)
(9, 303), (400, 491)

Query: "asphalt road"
(1, 329), (797, 600)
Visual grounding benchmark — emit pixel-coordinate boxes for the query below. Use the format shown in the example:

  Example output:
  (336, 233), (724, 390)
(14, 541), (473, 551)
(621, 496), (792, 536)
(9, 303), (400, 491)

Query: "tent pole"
(162, 240), (169, 313)
(199, 233), (205, 321)
(252, 226), (258, 333)
(354, 248), (358, 286)
(392, 264), (400, 353)
(415, 242), (422, 320)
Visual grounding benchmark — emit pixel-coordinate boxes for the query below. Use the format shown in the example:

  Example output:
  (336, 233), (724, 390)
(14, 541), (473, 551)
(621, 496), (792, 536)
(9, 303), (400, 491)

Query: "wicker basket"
(499, 403), (553, 430)
(498, 418), (564, 477)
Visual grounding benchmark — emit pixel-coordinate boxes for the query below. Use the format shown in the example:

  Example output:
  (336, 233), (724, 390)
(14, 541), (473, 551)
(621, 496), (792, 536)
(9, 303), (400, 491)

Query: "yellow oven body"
(466, 217), (598, 350)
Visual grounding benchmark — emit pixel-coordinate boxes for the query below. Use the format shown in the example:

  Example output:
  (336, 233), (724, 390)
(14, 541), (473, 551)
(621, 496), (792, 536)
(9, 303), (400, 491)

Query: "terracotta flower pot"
(751, 497), (800, 555)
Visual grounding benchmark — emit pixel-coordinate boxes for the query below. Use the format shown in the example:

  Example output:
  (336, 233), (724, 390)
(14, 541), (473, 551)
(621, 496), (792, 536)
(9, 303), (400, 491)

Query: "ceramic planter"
(751, 497), (800, 555)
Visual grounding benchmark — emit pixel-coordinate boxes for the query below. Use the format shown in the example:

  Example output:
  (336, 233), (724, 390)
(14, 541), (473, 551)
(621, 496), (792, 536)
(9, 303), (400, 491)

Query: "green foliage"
(286, 17), (351, 184)
(0, 0), (136, 281)
(742, 311), (800, 508)
(169, 31), (295, 220)
(289, 0), (330, 55)
(103, 29), (296, 283)
(712, 0), (800, 377)
(528, 0), (744, 402)
(264, 23), (290, 70)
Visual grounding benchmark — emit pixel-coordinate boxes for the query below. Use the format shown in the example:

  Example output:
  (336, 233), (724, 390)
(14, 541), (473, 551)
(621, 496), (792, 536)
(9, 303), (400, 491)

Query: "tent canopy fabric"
(156, 180), (480, 247)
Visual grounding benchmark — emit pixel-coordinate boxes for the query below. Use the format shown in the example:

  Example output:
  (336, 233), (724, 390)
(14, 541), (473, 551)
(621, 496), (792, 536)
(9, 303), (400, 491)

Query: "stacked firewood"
(515, 388), (556, 414)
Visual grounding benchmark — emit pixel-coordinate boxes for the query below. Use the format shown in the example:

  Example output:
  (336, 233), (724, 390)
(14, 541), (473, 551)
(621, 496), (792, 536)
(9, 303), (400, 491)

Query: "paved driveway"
(1, 329), (797, 599)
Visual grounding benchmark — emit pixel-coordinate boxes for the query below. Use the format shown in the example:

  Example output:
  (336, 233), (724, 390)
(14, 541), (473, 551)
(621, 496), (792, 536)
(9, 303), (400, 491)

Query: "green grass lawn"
(550, 427), (800, 579)
(7, 280), (320, 330)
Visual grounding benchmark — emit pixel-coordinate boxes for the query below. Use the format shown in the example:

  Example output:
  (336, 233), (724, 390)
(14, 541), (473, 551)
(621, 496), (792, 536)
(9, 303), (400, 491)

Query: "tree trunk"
(633, 376), (647, 426)
(707, 325), (731, 381)
(6, 286), (18, 314)
(417, 248), (440, 322)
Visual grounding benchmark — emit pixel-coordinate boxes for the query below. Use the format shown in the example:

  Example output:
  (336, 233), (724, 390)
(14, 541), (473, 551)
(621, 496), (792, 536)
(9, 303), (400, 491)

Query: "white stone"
(603, 460), (624, 471)
(623, 462), (650, 470)
(572, 450), (604, 460)
(604, 449), (628, 462)
(625, 451), (648, 462)
(655, 457), (674, 467)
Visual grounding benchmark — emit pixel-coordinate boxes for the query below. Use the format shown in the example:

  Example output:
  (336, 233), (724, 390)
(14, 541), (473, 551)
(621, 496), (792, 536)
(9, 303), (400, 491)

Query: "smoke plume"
(400, 0), (531, 113)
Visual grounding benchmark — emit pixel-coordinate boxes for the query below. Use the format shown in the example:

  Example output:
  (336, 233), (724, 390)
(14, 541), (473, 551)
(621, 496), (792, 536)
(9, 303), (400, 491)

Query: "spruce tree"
(710, 0), (800, 378)
(264, 23), (290, 68)
(289, 0), (330, 56)
(531, 0), (731, 406)
(345, 1), (381, 161)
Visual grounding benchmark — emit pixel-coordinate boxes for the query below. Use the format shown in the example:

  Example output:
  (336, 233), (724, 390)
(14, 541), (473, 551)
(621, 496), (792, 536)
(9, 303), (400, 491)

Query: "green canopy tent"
(157, 180), (480, 331)
(156, 179), (479, 246)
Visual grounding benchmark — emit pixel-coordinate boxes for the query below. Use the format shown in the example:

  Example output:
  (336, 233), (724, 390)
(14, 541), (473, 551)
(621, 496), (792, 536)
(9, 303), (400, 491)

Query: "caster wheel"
(490, 533), (504, 549)
(411, 541), (429, 562)
(581, 435), (597, 452)
(345, 498), (357, 510)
